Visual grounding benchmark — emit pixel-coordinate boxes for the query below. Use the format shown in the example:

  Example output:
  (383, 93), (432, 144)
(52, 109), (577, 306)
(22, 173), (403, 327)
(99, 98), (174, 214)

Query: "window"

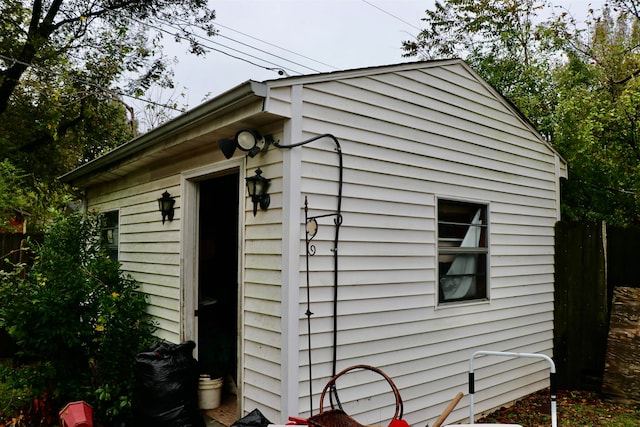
(101, 211), (119, 262)
(438, 199), (488, 304)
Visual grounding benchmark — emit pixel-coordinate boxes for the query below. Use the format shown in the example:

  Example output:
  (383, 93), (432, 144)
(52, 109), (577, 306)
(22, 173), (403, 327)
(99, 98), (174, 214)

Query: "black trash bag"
(231, 408), (273, 427)
(132, 340), (205, 427)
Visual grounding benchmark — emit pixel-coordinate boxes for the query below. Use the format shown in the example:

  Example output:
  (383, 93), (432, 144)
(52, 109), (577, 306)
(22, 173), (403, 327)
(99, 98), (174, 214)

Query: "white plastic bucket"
(198, 376), (223, 409)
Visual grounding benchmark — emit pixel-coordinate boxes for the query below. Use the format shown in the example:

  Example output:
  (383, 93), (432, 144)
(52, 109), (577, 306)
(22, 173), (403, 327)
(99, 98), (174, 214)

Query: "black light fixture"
(217, 138), (237, 159)
(217, 129), (271, 159)
(158, 190), (175, 224)
(245, 168), (271, 216)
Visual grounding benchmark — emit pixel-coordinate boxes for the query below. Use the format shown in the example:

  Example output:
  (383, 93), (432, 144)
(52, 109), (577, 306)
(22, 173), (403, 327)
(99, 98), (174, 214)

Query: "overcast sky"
(154, 0), (594, 115)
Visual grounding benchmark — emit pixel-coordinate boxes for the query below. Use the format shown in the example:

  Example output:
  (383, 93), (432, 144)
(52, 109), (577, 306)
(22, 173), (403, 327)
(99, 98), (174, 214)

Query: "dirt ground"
(475, 389), (640, 426)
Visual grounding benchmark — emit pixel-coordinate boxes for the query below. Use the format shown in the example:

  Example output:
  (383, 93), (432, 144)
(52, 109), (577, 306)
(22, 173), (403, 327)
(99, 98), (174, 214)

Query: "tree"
(0, 160), (31, 229)
(551, 5), (640, 224)
(0, 0), (216, 114)
(402, 0), (640, 225)
(402, 0), (559, 139)
(0, 0), (216, 230)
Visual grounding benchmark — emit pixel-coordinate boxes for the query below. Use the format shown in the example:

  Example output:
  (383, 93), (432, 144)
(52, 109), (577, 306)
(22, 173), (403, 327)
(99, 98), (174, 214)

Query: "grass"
(476, 389), (640, 427)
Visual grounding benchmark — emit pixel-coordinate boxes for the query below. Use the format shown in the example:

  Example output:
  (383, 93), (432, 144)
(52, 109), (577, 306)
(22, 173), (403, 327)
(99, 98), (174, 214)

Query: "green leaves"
(0, 211), (157, 424)
(0, 160), (31, 229)
(404, 0), (640, 225)
(403, 0), (558, 139)
(0, 0), (217, 231)
(550, 5), (640, 225)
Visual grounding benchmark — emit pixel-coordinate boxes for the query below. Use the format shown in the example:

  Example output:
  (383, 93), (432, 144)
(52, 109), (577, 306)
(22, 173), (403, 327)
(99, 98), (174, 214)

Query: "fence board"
(0, 233), (42, 271)
(554, 221), (608, 390)
(606, 225), (640, 300)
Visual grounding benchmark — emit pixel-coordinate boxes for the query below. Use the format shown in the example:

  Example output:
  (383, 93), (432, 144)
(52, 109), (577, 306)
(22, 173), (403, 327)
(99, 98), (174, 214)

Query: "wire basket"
(307, 365), (404, 427)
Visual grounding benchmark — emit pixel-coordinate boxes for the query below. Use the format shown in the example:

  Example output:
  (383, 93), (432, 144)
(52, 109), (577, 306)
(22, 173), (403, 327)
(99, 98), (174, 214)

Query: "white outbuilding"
(61, 59), (567, 426)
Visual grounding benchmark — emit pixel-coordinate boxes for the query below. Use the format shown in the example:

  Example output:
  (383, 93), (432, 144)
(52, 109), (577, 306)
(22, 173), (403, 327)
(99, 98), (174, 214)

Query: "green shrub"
(0, 211), (157, 425)
(0, 360), (57, 426)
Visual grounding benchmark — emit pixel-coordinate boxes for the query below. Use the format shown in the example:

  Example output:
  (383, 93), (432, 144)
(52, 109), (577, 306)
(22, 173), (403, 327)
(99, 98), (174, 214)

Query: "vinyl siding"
(87, 177), (182, 342)
(85, 143), (226, 342)
(242, 151), (286, 421)
(264, 62), (561, 425)
(72, 60), (564, 427)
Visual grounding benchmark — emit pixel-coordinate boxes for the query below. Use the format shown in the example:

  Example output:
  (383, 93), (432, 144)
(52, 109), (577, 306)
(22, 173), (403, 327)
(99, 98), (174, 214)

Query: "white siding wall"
(88, 178), (182, 342)
(86, 146), (222, 343)
(242, 149), (286, 421)
(266, 63), (560, 426)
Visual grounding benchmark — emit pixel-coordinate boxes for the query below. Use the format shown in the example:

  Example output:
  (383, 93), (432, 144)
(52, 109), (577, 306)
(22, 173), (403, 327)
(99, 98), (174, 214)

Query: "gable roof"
(60, 59), (566, 187)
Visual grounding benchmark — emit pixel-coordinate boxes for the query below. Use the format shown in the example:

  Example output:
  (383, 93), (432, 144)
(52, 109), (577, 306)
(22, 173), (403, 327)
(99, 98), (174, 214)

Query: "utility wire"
(151, 12), (327, 74)
(1, 4), (321, 117)
(144, 17), (304, 76)
(213, 21), (339, 71)
(212, 31), (319, 73)
(0, 53), (183, 112)
(4, 2), (421, 109)
(3, 2), (350, 114)
(113, 8), (306, 77)
(360, 0), (422, 33)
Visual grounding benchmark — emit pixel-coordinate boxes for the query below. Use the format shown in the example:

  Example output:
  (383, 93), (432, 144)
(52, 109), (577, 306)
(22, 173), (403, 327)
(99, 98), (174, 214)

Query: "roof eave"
(60, 80), (267, 185)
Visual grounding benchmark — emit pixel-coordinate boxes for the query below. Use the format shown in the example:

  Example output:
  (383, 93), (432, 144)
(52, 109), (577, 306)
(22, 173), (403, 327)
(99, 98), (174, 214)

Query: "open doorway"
(197, 172), (239, 421)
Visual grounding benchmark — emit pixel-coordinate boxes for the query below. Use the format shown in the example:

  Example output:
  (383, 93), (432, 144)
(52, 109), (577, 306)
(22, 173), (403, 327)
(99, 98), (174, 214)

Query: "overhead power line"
(0, 53), (183, 112)
(119, 12), (303, 76)
(360, 0), (422, 33)
(150, 11), (332, 74)
(113, 7), (333, 78)
(213, 31), (321, 73)
(2, 2), (354, 117)
(212, 21), (339, 71)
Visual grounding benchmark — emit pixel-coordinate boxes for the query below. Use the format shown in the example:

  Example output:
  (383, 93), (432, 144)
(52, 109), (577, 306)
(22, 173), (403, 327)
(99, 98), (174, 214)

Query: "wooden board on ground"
(602, 287), (640, 404)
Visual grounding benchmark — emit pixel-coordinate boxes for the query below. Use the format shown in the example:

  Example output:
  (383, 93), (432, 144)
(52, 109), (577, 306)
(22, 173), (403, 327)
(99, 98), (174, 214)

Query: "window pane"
(438, 200), (487, 303)
(101, 211), (119, 262)
(439, 253), (487, 302)
(438, 201), (486, 249)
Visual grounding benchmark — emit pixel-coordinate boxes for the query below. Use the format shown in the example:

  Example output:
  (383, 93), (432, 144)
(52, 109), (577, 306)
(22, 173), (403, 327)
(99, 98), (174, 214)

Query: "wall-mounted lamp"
(246, 168), (271, 216)
(158, 190), (175, 224)
(217, 129), (272, 159)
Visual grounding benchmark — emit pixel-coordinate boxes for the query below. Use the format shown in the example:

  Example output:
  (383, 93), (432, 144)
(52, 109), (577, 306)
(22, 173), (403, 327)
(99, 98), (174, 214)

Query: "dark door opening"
(198, 172), (239, 394)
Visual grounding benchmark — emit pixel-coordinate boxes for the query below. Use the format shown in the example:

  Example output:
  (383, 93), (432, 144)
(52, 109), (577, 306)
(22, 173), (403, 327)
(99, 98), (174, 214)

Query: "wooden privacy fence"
(554, 221), (640, 391)
(0, 232), (42, 271)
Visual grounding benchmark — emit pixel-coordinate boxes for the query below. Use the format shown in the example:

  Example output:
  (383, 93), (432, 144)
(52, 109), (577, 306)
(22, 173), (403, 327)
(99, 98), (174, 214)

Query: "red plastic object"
(389, 419), (410, 427)
(59, 401), (93, 427)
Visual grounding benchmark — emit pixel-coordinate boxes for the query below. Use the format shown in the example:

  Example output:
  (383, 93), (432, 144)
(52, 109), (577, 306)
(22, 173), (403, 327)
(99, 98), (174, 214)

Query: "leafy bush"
(0, 360), (57, 426)
(0, 211), (157, 425)
(0, 159), (30, 230)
